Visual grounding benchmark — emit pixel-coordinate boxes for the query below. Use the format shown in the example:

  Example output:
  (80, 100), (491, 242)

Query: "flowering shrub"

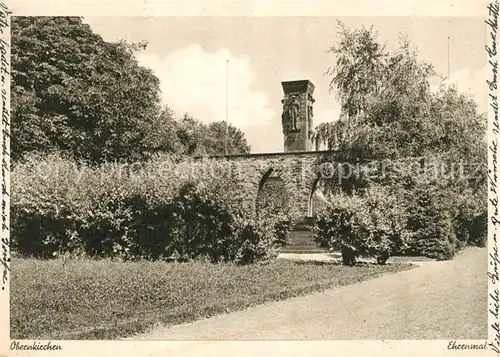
(312, 185), (409, 265)
(11, 154), (290, 264)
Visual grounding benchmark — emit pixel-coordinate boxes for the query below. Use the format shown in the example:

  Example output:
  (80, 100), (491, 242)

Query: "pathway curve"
(130, 247), (487, 340)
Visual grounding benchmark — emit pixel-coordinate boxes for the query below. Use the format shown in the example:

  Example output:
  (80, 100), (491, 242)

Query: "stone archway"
(203, 151), (348, 253)
(211, 151), (338, 220)
(307, 177), (329, 217)
(307, 178), (320, 217)
(255, 167), (290, 218)
(192, 78), (376, 252)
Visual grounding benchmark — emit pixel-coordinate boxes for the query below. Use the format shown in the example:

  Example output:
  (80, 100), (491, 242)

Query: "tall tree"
(316, 22), (485, 164)
(175, 113), (211, 156)
(12, 17), (162, 164)
(144, 105), (185, 155)
(172, 114), (251, 156)
(326, 21), (386, 121)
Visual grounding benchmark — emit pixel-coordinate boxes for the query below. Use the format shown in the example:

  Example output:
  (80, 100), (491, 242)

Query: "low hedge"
(312, 185), (410, 265)
(312, 155), (487, 263)
(11, 154), (291, 264)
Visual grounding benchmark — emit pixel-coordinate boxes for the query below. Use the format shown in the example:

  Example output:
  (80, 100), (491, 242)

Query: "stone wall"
(209, 150), (343, 220)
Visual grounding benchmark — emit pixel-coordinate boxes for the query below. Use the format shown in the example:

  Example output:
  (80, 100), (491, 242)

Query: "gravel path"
(130, 247), (487, 340)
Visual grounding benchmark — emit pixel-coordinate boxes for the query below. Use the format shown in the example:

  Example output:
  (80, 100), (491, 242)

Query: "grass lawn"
(11, 257), (415, 340)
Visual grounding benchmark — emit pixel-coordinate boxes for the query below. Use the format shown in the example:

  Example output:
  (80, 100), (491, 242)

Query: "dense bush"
(315, 154), (487, 262)
(388, 158), (487, 259)
(12, 154), (177, 259)
(312, 185), (409, 265)
(163, 180), (285, 264)
(402, 183), (457, 260)
(452, 188), (487, 248)
(256, 176), (294, 247)
(11, 154), (291, 264)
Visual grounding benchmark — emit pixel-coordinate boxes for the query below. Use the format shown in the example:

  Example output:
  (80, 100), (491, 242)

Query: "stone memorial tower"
(281, 80), (315, 152)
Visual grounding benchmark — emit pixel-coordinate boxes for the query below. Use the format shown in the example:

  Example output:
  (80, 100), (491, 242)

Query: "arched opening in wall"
(256, 168), (290, 219)
(308, 178), (328, 217)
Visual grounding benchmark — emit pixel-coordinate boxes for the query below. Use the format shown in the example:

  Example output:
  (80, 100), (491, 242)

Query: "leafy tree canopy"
(316, 21), (486, 166)
(12, 16), (162, 164)
(205, 121), (251, 156)
(12, 17), (251, 164)
(148, 107), (251, 157)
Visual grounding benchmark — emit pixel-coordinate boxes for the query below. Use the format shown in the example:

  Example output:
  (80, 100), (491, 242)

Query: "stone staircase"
(281, 219), (328, 254)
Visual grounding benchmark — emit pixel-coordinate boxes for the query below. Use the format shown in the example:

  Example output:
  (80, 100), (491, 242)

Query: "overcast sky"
(84, 16), (487, 153)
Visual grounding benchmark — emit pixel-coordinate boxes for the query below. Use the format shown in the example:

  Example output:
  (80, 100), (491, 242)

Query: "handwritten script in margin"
(0, 1), (10, 294)
(487, 0), (500, 353)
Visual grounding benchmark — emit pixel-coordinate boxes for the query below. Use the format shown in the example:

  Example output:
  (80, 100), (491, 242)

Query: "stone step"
(289, 231), (315, 238)
(280, 246), (328, 253)
(293, 221), (314, 231)
(281, 244), (324, 250)
(281, 247), (327, 253)
(287, 237), (318, 246)
(288, 231), (316, 241)
(284, 243), (320, 248)
(283, 224), (328, 254)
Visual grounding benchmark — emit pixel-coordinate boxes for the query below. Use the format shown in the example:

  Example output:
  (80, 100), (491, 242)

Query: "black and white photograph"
(1, 1), (498, 356)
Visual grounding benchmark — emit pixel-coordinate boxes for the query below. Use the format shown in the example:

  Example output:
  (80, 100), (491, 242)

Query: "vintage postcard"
(0, 0), (497, 356)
